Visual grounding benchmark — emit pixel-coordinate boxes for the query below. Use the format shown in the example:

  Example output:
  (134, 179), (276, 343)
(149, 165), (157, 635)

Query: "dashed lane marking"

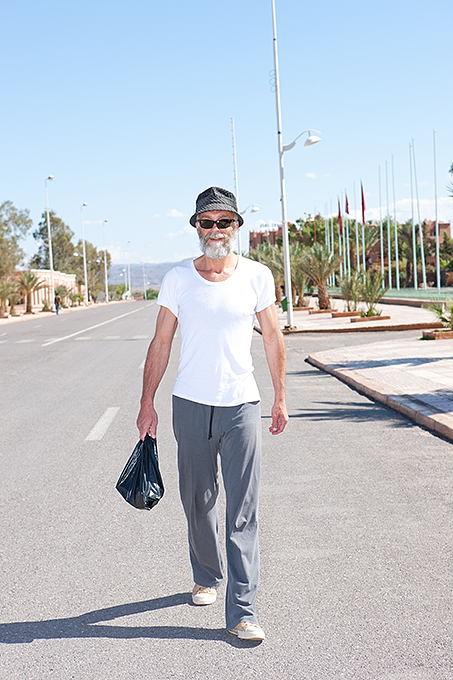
(85, 407), (120, 441)
(133, 335), (148, 340)
(139, 358), (146, 370)
(105, 335), (121, 340)
(42, 308), (142, 346)
(75, 337), (92, 341)
(16, 339), (35, 344)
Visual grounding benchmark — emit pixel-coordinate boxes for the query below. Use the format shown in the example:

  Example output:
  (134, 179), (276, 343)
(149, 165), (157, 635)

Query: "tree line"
(0, 200), (112, 313)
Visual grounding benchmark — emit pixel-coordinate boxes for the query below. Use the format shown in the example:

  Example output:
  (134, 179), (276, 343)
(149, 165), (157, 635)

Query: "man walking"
(137, 186), (288, 641)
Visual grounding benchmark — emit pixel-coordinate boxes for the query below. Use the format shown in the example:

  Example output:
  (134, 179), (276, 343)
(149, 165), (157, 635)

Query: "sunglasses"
(197, 219), (236, 230)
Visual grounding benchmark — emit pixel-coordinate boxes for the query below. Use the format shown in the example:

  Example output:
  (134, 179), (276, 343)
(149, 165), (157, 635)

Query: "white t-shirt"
(157, 256), (276, 406)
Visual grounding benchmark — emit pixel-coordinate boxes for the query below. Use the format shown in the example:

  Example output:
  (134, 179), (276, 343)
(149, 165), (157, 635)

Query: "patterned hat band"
(189, 186), (243, 227)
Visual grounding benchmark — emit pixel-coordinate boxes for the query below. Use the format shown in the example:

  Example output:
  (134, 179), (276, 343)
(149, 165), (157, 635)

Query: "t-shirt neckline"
(191, 256), (242, 285)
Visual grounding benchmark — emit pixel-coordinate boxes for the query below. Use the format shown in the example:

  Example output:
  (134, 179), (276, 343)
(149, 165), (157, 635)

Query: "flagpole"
(361, 182), (366, 274)
(433, 129), (440, 291)
(330, 198), (335, 286)
(345, 191), (351, 276)
(378, 165), (384, 283)
(392, 155), (400, 290)
(342, 193), (347, 276)
(353, 182), (360, 271)
(325, 202), (329, 250)
(412, 139), (427, 289)
(385, 161), (392, 288)
(338, 198), (343, 279)
(340, 194), (346, 277)
(409, 142), (417, 289)
(231, 117), (242, 255)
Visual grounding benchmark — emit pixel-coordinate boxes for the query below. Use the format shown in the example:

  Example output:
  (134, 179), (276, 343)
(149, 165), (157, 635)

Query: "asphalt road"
(1, 302), (453, 680)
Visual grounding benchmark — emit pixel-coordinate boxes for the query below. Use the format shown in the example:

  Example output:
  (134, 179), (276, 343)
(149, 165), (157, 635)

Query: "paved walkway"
(307, 338), (453, 443)
(277, 297), (442, 333)
(299, 300), (453, 443)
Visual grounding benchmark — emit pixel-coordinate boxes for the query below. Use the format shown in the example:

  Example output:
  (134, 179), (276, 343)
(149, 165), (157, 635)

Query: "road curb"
(306, 354), (453, 443)
(254, 321), (444, 335)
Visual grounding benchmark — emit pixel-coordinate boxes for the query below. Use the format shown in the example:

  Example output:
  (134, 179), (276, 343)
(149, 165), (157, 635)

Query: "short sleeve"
(157, 268), (180, 318)
(255, 265), (276, 313)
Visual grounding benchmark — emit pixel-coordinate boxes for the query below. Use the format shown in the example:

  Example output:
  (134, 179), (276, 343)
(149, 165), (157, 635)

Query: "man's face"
(196, 211), (238, 259)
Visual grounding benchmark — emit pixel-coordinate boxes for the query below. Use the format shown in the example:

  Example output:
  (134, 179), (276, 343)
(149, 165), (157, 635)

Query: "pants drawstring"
(208, 406), (215, 440)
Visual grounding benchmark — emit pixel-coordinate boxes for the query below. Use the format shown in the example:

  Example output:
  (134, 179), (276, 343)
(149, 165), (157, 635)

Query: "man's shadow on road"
(0, 593), (260, 647)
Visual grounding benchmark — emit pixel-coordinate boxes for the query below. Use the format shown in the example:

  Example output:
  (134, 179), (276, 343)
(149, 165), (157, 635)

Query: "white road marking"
(0, 332), (7, 337)
(105, 335), (121, 340)
(75, 336), (92, 341)
(42, 308), (141, 346)
(146, 302), (155, 307)
(139, 358), (146, 370)
(16, 339), (35, 344)
(133, 335), (148, 340)
(86, 407), (120, 441)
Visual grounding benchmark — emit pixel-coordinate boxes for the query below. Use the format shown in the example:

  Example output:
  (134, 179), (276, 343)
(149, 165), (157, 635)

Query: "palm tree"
(0, 279), (18, 317)
(360, 270), (389, 316)
(299, 244), (341, 309)
(289, 242), (310, 305)
(340, 271), (362, 311)
(247, 241), (285, 302)
(17, 271), (45, 314)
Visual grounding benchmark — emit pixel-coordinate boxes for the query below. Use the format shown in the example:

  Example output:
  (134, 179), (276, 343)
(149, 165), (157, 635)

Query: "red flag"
(345, 193), (349, 215)
(338, 200), (343, 235)
(361, 182), (366, 224)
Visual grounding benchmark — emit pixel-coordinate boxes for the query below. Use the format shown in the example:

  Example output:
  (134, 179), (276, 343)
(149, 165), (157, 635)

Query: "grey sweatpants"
(172, 395), (262, 630)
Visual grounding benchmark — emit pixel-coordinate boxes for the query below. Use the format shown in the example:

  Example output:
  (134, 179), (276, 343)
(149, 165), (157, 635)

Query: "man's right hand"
(136, 402), (158, 441)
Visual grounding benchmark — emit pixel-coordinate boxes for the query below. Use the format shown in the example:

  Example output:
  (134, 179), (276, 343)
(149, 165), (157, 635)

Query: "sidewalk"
(277, 297), (443, 334)
(306, 336), (453, 444)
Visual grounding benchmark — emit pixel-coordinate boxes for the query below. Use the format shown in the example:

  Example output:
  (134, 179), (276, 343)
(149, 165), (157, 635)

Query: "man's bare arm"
(256, 304), (288, 435)
(136, 306), (178, 440)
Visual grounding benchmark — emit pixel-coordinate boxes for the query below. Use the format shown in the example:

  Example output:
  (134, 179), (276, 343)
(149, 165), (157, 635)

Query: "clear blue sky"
(2, 0), (452, 265)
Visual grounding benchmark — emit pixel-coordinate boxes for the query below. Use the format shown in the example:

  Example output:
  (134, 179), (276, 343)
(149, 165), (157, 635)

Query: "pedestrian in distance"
(137, 186), (288, 642)
(54, 294), (61, 315)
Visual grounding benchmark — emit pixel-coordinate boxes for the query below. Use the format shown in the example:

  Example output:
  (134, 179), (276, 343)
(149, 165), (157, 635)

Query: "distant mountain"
(109, 259), (193, 289)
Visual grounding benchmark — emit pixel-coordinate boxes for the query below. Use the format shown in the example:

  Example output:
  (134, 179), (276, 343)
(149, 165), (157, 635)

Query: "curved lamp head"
(240, 204), (260, 215)
(47, 175), (54, 181)
(283, 129), (321, 152)
(304, 132), (321, 146)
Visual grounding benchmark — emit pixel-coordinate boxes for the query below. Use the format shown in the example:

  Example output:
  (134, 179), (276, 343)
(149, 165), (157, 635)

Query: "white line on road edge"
(42, 308), (141, 346)
(86, 407), (120, 441)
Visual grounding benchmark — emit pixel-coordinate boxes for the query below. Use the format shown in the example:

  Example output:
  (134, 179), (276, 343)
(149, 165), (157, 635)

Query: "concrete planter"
(331, 311), (361, 318)
(309, 309), (336, 315)
(422, 329), (453, 340)
(350, 315), (391, 323)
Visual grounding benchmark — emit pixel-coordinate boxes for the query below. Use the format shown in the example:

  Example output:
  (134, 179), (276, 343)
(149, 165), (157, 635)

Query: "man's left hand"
(269, 400), (289, 435)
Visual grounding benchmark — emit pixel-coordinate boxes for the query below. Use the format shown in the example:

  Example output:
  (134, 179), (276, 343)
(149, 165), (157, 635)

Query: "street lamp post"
(141, 262), (147, 300)
(231, 118), (259, 255)
(102, 219), (109, 302)
(81, 203), (89, 305)
(45, 175), (55, 311)
(271, 0), (320, 328)
(127, 241), (131, 298)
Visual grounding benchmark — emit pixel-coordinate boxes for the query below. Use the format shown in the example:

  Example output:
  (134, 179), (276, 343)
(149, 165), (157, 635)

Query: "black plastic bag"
(116, 435), (164, 510)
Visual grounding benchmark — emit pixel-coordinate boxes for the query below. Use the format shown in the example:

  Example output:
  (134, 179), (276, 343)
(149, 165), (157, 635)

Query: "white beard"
(197, 227), (238, 260)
